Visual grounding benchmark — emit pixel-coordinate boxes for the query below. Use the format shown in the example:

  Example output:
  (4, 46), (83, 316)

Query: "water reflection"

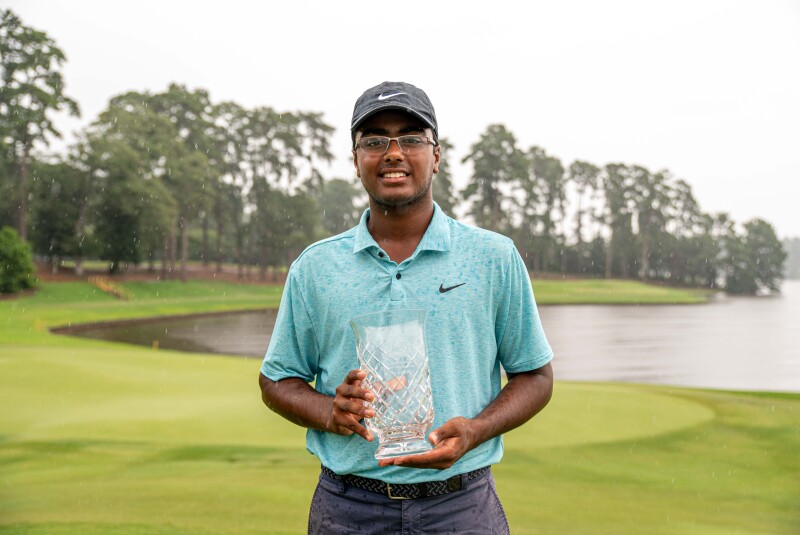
(66, 310), (278, 357)
(61, 281), (800, 392)
(539, 280), (800, 392)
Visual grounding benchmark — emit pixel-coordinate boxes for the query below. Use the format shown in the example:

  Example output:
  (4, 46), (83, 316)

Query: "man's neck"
(367, 198), (434, 263)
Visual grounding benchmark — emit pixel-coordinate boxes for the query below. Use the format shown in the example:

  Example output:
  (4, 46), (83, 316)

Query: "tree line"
(0, 8), (787, 294)
(458, 124), (786, 293)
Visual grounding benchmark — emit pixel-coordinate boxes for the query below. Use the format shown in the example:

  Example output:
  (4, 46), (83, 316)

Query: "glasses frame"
(354, 135), (437, 155)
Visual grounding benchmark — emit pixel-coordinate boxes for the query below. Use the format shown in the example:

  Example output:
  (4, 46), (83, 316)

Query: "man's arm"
(259, 370), (376, 441)
(377, 362), (553, 469)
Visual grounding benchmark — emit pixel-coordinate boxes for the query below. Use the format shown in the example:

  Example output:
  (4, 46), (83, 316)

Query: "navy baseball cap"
(351, 81), (438, 140)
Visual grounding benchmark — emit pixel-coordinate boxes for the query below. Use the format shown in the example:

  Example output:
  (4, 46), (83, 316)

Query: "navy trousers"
(308, 468), (510, 534)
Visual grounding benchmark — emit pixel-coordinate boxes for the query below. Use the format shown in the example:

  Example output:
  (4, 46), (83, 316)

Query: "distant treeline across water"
(0, 8), (788, 294)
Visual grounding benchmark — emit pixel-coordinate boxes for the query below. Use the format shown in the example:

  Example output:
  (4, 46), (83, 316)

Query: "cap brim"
(351, 103), (437, 136)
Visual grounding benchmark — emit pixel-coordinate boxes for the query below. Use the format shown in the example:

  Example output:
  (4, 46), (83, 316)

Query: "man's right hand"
(326, 369), (375, 441)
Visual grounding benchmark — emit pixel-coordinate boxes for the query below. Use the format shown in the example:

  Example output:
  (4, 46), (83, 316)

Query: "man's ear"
(352, 149), (361, 178)
(432, 144), (440, 174)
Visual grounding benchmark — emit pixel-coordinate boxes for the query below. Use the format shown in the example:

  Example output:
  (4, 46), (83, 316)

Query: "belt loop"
(321, 465), (346, 493)
(335, 475), (346, 493)
(460, 471), (469, 490)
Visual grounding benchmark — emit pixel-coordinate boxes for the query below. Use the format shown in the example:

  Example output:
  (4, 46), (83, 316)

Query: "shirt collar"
(353, 202), (451, 255)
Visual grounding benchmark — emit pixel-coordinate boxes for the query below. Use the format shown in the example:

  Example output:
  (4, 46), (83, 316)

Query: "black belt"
(320, 465), (490, 500)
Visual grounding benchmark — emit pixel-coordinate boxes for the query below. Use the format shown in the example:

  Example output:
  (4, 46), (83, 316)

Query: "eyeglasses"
(355, 135), (436, 154)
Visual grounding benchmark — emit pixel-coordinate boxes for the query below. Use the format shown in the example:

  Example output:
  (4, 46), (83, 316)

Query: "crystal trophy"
(350, 309), (434, 459)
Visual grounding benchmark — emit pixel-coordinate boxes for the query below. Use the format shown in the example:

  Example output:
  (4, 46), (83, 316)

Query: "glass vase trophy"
(350, 309), (434, 459)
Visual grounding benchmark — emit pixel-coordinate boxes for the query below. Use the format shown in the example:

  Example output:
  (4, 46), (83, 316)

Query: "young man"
(259, 81), (554, 534)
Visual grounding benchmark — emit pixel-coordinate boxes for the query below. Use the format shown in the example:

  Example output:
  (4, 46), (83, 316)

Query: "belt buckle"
(386, 483), (410, 500)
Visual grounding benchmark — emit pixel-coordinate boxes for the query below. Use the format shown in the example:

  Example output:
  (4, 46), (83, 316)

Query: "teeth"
(383, 172), (407, 178)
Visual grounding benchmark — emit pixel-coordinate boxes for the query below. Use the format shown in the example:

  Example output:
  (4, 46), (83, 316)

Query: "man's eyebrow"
(359, 125), (427, 137)
(399, 126), (426, 134)
(359, 127), (388, 137)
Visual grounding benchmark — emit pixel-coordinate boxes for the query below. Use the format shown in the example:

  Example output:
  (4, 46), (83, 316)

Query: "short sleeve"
(260, 269), (319, 383)
(495, 245), (554, 373)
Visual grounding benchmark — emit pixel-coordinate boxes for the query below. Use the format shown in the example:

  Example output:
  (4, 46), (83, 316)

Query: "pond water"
(64, 280), (800, 393)
(541, 280), (800, 393)
(64, 310), (279, 358)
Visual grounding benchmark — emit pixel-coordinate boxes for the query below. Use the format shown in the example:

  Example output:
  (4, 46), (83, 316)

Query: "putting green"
(514, 382), (715, 450)
(3, 341), (712, 450)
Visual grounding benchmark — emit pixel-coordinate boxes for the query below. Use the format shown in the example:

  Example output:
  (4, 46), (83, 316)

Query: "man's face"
(352, 110), (440, 209)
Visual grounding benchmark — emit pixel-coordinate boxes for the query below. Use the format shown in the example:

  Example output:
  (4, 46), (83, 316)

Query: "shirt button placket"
(390, 270), (403, 302)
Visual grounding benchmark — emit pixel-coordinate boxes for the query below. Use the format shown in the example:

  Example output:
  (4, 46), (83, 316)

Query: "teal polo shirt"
(261, 202), (553, 483)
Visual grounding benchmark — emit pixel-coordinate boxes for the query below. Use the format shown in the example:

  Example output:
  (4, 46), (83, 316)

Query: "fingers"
(335, 418), (373, 442)
(335, 370), (375, 414)
(351, 421), (374, 442)
(426, 419), (461, 446)
(339, 370), (374, 401)
(335, 397), (374, 419)
(377, 442), (458, 469)
(385, 375), (407, 391)
(344, 369), (366, 384)
(378, 418), (473, 469)
(328, 407), (374, 441)
(328, 369), (375, 441)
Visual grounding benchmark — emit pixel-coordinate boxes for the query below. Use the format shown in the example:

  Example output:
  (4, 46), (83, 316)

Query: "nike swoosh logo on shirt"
(378, 92), (407, 100)
(439, 282), (466, 293)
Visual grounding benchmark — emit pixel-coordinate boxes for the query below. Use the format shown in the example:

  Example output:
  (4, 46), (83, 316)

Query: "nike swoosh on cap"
(377, 92), (407, 100)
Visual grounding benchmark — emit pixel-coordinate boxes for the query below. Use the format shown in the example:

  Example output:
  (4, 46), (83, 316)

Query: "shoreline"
(49, 307), (275, 334)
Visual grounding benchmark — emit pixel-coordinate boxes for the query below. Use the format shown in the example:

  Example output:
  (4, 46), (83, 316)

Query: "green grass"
(531, 278), (712, 304)
(55, 258), (287, 275)
(1, 280), (797, 534)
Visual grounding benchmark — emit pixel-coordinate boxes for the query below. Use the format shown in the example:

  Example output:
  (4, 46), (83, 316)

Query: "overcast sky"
(7, 0), (800, 238)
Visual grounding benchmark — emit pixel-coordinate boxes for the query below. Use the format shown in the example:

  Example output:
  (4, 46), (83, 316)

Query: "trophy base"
(375, 439), (432, 459)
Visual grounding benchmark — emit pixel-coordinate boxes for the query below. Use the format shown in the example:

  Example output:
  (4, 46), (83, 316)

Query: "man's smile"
(379, 171), (410, 183)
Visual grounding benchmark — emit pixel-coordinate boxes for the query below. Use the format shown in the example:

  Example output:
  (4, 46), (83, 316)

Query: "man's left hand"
(377, 417), (476, 470)
(377, 365), (553, 470)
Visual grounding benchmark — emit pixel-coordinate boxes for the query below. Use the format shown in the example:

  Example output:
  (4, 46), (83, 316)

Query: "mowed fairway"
(1, 281), (798, 534)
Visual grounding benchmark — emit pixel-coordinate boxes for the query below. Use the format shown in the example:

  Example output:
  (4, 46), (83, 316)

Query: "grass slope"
(531, 278), (711, 304)
(1, 281), (796, 534)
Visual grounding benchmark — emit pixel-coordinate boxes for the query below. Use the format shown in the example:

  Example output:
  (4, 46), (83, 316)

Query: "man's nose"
(383, 139), (405, 161)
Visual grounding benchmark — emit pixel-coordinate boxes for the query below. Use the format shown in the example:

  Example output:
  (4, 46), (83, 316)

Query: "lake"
(63, 280), (800, 393)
